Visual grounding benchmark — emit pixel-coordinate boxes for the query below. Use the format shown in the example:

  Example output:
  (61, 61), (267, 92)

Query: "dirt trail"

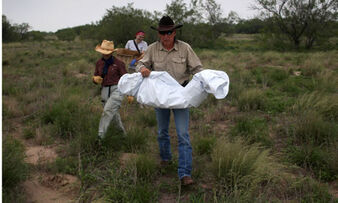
(10, 119), (80, 203)
(22, 173), (78, 203)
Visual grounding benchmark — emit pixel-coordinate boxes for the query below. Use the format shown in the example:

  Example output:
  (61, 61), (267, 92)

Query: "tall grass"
(292, 92), (338, 121)
(230, 116), (272, 146)
(100, 156), (158, 202)
(211, 138), (277, 191)
(193, 136), (216, 155)
(237, 88), (266, 111)
(3, 40), (337, 201)
(127, 154), (158, 182)
(3, 137), (28, 203)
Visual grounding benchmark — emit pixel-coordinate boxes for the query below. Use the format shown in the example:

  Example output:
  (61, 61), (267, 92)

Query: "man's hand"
(92, 76), (103, 84)
(127, 96), (134, 104)
(140, 66), (150, 77)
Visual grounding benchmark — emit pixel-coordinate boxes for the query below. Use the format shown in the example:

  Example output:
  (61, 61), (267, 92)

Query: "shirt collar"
(159, 40), (178, 51)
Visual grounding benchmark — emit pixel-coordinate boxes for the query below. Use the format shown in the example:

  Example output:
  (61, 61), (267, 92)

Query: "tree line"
(2, 0), (337, 50)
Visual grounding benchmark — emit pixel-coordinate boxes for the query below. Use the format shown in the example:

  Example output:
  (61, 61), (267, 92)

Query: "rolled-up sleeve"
(136, 47), (153, 72)
(186, 44), (203, 75)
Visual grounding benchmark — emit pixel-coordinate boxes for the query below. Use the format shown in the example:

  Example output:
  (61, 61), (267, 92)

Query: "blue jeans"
(155, 108), (192, 179)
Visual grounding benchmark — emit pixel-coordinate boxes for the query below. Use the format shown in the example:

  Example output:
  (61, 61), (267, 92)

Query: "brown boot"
(181, 176), (194, 186)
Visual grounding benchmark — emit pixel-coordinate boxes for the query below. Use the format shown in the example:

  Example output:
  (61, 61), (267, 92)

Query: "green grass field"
(2, 37), (338, 202)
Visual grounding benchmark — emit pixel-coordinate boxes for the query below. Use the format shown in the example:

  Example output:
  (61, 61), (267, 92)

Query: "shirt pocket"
(154, 60), (166, 71)
(172, 57), (187, 75)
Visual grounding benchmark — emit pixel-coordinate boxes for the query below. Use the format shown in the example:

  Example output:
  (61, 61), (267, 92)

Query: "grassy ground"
(2, 37), (338, 202)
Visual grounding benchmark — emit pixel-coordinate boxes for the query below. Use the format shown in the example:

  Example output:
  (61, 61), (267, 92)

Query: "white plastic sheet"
(118, 69), (230, 108)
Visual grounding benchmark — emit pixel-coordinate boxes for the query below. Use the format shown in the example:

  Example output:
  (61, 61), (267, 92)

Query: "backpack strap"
(133, 40), (141, 54)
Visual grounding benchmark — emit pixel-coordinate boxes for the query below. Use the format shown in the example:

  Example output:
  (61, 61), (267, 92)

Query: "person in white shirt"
(125, 31), (148, 71)
(125, 30), (148, 52)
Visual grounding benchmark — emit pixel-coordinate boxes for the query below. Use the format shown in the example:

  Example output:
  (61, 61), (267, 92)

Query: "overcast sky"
(2, 0), (258, 32)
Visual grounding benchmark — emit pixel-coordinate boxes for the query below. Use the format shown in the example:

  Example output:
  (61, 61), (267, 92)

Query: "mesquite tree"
(254, 0), (338, 49)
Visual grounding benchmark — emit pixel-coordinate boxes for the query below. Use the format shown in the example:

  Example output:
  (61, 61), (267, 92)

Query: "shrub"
(252, 67), (272, 88)
(74, 59), (91, 74)
(128, 154), (157, 182)
(190, 107), (205, 121)
(3, 137), (28, 190)
(42, 98), (78, 138)
(103, 164), (158, 202)
(293, 111), (337, 145)
(42, 95), (99, 140)
(301, 58), (324, 77)
(135, 109), (157, 127)
(101, 124), (127, 152)
(288, 177), (333, 202)
(287, 145), (337, 181)
(193, 136), (216, 155)
(211, 138), (276, 191)
(123, 128), (149, 152)
(268, 68), (289, 82)
(292, 92), (338, 121)
(230, 116), (272, 146)
(316, 70), (338, 93)
(53, 157), (78, 175)
(105, 181), (157, 203)
(278, 77), (303, 96)
(264, 90), (294, 113)
(237, 88), (266, 111)
(23, 127), (35, 139)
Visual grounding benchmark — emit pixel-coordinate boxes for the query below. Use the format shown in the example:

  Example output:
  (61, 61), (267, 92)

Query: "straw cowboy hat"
(95, 40), (116, 55)
(151, 16), (183, 31)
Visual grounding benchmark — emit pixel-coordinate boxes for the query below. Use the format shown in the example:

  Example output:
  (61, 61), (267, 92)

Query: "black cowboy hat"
(151, 16), (183, 31)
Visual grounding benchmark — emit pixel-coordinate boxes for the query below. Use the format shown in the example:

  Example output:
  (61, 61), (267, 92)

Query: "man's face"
(158, 30), (176, 47)
(102, 53), (112, 59)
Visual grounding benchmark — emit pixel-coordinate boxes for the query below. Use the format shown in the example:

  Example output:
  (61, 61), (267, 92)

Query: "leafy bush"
(3, 137), (28, 190)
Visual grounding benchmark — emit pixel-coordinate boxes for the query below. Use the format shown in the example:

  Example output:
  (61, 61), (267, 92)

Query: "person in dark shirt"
(93, 40), (127, 140)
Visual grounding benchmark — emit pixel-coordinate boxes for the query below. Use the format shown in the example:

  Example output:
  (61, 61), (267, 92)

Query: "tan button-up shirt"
(136, 40), (203, 85)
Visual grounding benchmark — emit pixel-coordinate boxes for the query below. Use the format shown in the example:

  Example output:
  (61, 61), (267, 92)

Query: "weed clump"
(3, 137), (28, 191)
(135, 109), (157, 127)
(237, 88), (266, 111)
(211, 138), (276, 190)
(128, 154), (157, 182)
(230, 116), (272, 146)
(123, 128), (150, 153)
(193, 136), (216, 155)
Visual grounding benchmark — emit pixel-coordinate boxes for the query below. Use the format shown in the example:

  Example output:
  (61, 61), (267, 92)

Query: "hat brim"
(95, 45), (116, 55)
(151, 24), (183, 31)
